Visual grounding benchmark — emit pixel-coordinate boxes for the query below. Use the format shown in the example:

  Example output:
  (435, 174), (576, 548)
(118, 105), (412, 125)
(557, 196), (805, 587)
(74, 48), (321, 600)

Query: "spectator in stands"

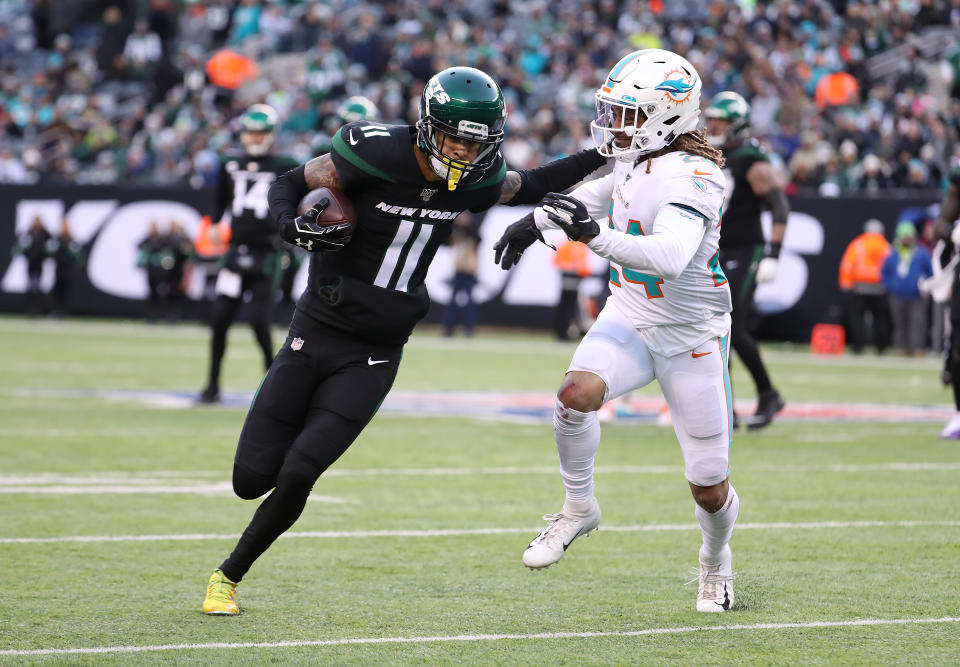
(839, 219), (892, 355)
(12, 216), (52, 317)
(0, 0), (955, 196)
(123, 19), (163, 81)
(882, 221), (933, 356)
(856, 154), (891, 193)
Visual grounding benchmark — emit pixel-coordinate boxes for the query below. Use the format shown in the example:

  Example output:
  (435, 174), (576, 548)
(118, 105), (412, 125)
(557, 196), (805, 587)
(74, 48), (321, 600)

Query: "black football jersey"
(718, 140), (769, 251)
(211, 153), (299, 249)
(298, 121), (506, 344)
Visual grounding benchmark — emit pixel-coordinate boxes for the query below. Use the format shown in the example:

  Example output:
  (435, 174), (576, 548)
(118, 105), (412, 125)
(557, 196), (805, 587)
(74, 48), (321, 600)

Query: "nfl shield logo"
(421, 188), (437, 201)
(291, 337), (304, 351)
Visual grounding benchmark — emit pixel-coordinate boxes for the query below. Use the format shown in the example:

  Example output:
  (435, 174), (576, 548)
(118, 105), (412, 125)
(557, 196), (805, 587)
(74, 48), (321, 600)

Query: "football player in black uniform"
(197, 104), (299, 404)
(705, 92), (788, 430)
(935, 165), (960, 439)
(201, 67), (607, 614)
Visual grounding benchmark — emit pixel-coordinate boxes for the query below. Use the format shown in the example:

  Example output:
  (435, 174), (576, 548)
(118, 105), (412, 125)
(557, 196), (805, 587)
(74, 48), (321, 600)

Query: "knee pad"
(688, 455), (729, 488)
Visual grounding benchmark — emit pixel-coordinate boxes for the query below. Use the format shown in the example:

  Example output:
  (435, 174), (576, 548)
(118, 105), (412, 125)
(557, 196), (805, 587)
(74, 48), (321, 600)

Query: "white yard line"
(1, 616), (957, 657)
(0, 462), (957, 488)
(2, 520), (957, 545)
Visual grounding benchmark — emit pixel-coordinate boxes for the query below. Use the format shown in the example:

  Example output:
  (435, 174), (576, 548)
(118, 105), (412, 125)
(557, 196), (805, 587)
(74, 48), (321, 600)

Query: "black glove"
(279, 197), (351, 252)
(542, 192), (600, 242)
(493, 212), (545, 270)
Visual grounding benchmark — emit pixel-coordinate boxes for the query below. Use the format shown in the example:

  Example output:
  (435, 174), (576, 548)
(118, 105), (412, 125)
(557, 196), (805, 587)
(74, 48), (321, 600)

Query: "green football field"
(1, 316), (958, 665)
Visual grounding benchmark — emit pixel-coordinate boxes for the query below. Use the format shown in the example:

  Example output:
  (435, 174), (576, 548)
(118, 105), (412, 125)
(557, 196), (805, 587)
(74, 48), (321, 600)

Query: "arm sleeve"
(209, 161), (231, 221)
(533, 172), (616, 232)
(267, 164), (309, 229)
(586, 204), (707, 280)
(510, 148), (607, 205)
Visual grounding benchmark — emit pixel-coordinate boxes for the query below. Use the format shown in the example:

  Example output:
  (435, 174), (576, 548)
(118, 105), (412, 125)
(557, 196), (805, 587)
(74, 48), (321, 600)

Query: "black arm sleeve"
(766, 187), (789, 225)
(267, 164), (309, 229)
(209, 162), (230, 221)
(510, 148), (607, 205)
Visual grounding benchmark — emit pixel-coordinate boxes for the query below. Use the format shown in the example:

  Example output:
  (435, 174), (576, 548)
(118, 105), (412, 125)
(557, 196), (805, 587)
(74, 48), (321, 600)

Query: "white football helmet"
(591, 49), (702, 161)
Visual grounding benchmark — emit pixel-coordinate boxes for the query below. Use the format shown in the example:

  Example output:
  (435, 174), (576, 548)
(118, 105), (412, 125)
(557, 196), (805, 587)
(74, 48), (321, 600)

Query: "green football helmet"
(337, 95), (379, 124)
(705, 91), (750, 148)
(239, 103), (279, 156)
(416, 67), (506, 190)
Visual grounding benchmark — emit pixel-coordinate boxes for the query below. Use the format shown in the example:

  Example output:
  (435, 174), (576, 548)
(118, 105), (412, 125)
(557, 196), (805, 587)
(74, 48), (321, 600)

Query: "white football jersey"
(575, 151), (732, 355)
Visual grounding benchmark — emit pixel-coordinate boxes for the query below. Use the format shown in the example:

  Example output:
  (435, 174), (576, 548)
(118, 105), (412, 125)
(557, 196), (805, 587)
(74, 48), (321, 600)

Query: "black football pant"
(719, 244), (773, 396)
(219, 310), (401, 582)
(948, 269), (960, 410)
(205, 273), (274, 393)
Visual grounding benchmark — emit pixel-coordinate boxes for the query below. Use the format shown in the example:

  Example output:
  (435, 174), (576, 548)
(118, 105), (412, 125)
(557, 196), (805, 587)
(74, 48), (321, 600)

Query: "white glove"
(756, 256), (779, 283)
(950, 221), (960, 247)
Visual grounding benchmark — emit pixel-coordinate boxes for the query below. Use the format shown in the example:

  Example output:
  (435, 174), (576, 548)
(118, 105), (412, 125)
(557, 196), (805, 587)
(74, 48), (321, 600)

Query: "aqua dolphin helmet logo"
(655, 67), (696, 104)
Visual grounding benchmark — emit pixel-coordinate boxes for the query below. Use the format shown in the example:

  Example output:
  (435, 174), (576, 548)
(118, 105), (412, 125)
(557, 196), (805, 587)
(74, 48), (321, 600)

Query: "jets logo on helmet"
(239, 103), (279, 157)
(416, 67), (506, 191)
(705, 91), (751, 148)
(592, 49), (702, 161)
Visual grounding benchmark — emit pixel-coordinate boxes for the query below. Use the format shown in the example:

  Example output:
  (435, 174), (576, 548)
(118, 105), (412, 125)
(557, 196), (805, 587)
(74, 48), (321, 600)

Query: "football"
(296, 187), (357, 236)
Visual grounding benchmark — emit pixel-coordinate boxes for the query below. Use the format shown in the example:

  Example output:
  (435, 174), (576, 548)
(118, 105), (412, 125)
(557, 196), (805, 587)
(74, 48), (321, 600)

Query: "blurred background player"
(838, 219), (892, 355)
(197, 104), (298, 404)
(50, 219), (85, 317)
(12, 216), (52, 317)
(496, 49), (737, 613)
(201, 66), (608, 615)
(935, 165), (960, 439)
(706, 92), (788, 430)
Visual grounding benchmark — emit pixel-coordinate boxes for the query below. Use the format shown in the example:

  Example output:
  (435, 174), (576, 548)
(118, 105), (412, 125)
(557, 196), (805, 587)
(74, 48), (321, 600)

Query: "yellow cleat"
(203, 569), (239, 615)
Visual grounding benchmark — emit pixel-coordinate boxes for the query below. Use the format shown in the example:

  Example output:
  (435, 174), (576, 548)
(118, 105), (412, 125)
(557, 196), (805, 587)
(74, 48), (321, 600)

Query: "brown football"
(296, 187), (357, 235)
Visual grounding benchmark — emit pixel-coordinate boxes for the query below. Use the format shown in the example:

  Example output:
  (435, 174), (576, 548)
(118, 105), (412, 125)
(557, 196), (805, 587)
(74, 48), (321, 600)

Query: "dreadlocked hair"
(637, 129), (725, 173)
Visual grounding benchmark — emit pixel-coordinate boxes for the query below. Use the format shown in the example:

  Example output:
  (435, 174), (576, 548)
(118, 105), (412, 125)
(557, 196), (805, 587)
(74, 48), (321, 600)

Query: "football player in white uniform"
(495, 49), (738, 612)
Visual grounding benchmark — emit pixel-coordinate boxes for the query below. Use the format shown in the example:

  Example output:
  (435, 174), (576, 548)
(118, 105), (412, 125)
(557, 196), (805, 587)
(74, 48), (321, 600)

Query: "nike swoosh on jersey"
(693, 169), (712, 176)
(367, 357), (390, 365)
(691, 350), (712, 358)
(349, 129), (359, 146)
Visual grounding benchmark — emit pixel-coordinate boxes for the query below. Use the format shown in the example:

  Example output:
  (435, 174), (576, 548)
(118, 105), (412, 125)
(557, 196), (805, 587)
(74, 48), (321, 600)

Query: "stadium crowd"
(1, 0), (959, 194)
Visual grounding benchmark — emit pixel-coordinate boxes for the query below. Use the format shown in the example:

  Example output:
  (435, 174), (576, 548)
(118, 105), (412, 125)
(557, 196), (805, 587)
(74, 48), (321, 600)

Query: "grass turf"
(0, 316), (957, 665)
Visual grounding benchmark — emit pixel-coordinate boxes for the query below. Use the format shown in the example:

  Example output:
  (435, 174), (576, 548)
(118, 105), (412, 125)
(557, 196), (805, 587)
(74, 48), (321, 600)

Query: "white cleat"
(693, 544), (735, 612)
(522, 498), (601, 569)
(939, 412), (960, 439)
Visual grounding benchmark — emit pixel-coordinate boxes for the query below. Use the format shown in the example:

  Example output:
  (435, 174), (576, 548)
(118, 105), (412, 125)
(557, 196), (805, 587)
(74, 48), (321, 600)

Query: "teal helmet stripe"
(607, 50), (650, 84)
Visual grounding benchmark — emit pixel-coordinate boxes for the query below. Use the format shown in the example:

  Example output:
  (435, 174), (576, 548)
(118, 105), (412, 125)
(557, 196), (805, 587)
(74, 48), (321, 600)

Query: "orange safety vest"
(194, 215), (231, 259)
(553, 240), (592, 277)
(838, 232), (890, 290)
